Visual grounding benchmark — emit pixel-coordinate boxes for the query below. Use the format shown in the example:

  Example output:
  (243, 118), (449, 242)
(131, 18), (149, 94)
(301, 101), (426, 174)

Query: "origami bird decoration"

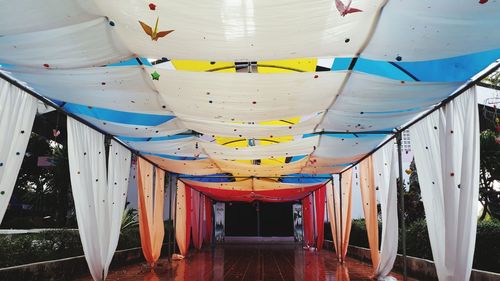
(139, 17), (174, 41)
(335, 0), (363, 16)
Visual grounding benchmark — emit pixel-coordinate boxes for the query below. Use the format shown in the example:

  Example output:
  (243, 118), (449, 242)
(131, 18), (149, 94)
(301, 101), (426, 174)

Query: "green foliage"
(335, 218), (500, 273)
(0, 230), (83, 268)
(121, 206), (138, 233)
(479, 129), (500, 220)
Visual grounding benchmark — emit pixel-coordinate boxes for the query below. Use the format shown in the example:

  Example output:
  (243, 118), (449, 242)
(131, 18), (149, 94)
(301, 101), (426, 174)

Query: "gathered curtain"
(176, 180), (192, 256)
(373, 143), (399, 280)
(67, 118), (131, 280)
(410, 88), (479, 281)
(359, 156), (380, 271)
(327, 170), (353, 260)
(314, 186), (326, 250)
(137, 158), (165, 266)
(0, 79), (38, 224)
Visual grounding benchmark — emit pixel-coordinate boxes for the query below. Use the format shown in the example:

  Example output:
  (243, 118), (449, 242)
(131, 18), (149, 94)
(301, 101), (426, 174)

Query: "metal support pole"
(396, 133), (408, 281)
(338, 173), (344, 264)
(330, 176), (341, 261)
(172, 176), (178, 255)
(166, 172), (172, 260)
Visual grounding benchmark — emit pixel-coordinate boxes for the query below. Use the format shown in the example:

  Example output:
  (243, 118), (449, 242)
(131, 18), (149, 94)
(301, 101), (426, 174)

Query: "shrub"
(325, 218), (500, 273)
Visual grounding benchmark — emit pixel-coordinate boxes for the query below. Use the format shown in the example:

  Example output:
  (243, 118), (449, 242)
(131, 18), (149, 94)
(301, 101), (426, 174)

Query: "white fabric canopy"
(153, 69), (345, 122)
(200, 135), (319, 160)
(373, 142), (398, 280)
(364, 0), (500, 61)
(0, 18), (131, 68)
(67, 118), (131, 281)
(179, 113), (322, 138)
(410, 88), (479, 281)
(5, 66), (170, 114)
(82, 116), (187, 138)
(0, 79), (38, 224)
(91, 0), (384, 61)
(124, 136), (204, 158)
(320, 74), (461, 132)
(312, 135), (387, 162)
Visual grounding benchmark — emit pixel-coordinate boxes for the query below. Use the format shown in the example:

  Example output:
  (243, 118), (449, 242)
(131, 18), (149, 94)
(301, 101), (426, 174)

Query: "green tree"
(479, 129), (500, 220)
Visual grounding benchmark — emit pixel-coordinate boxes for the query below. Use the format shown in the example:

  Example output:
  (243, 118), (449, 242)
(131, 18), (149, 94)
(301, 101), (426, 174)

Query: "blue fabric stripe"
(61, 102), (175, 126)
(118, 134), (191, 142)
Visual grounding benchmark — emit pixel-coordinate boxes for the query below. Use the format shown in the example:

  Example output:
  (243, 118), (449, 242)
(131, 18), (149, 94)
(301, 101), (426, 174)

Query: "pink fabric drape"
(204, 196), (213, 244)
(302, 195), (314, 247)
(314, 186), (326, 250)
(137, 158), (165, 266)
(191, 190), (204, 250)
(359, 156), (380, 270)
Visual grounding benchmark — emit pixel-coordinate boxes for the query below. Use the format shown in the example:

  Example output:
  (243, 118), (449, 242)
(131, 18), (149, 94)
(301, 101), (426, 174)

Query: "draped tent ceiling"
(1, 0), (500, 201)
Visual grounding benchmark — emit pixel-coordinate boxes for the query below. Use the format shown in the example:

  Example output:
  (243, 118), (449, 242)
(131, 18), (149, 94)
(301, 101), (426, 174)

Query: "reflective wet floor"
(80, 242), (413, 281)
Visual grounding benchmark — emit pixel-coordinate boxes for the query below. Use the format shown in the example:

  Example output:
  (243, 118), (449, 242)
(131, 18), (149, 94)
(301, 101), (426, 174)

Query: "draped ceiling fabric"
(410, 88), (480, 281)
(0, 79), (38, 224)
(137, 158), (165, 266)
(1, 0), (499, 185)
(67, 118), (131, 281)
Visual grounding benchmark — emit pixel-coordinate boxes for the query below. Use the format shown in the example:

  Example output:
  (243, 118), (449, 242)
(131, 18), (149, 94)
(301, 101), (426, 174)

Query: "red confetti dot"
(450, 172), (455, 176)
(252, 101), (257, 104)
(43, 64), (49, 68)
(149, 3), (156, 10)
(314, 75), (319, 78)
(479, 0), (488, 4)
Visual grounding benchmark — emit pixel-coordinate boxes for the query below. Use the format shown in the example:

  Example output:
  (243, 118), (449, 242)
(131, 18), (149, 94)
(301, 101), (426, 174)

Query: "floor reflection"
(81, 242), (410, 281)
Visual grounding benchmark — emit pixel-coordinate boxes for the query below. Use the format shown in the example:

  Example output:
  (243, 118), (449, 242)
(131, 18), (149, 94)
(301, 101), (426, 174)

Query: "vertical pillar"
(339, 173), (343, 264)
(331, 176), (341, 261)
(396, 133), (408, 281)
(166, 172), (171, 259)
(172, 177), (178, 255)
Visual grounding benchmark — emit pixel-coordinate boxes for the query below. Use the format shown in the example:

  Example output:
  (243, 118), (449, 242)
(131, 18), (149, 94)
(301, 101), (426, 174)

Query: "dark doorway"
(225, 202), (258, 236)
(260, 202), (294, 237)
(225, 201), (294, 237)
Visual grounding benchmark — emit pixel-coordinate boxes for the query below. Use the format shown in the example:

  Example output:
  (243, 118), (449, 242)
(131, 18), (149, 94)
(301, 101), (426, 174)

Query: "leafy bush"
(326, 218), (500, 273)
(0, 221), (174, 268)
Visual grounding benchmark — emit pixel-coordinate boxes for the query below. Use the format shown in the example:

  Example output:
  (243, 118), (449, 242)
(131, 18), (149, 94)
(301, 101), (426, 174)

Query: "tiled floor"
(80, 242), (415, 281)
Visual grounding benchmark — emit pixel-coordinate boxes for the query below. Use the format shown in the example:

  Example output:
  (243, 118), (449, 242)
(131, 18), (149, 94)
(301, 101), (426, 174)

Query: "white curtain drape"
(0, 79), (38, 224)
(67, 118), (131, 281)
(373, 142), (398, 280)
(410, 87), (479, 281)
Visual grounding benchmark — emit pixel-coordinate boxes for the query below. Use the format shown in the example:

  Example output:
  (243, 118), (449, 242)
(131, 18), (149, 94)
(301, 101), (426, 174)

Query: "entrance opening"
(225, 202), (294, 237)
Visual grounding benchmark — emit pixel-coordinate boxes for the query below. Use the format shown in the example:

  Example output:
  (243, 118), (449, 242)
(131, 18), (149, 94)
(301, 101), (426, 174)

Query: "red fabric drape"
(314, 186), (326, 250)
(204, 196), (213, 244)
(302, 195), (314, 247)
(191, 190), (203, 250)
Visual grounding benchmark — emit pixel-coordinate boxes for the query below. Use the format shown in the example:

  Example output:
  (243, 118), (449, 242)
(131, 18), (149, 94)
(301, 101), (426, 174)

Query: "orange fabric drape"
(302, 194), (314, 247)
(327, 171), (353, 260)
(175, 180), (192, 256)
(359, 156), (380, 269)
(314, 186), (326, 250)
(204, 196), (213, 244)
(137, 158), (165, 266)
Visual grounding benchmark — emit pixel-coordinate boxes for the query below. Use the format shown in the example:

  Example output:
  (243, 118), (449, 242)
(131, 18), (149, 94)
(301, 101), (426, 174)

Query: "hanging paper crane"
(139, 17), (174, 41)
(335, 0), (362, 17)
